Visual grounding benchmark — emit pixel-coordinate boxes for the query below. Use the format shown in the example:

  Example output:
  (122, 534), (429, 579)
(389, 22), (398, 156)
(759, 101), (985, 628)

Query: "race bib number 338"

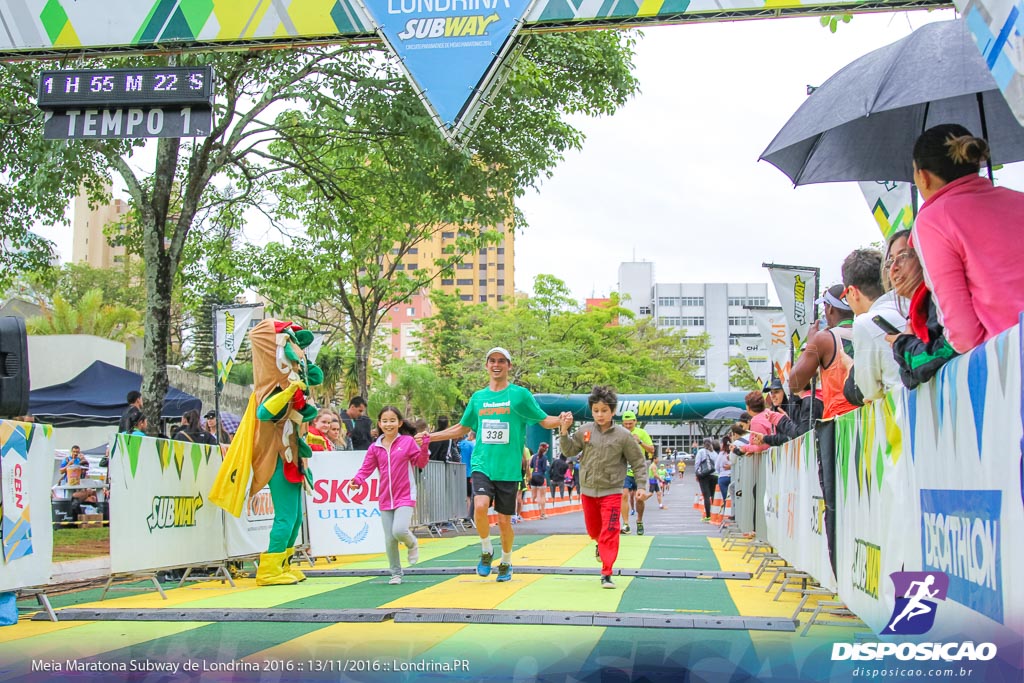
(481, 420), (510, 445)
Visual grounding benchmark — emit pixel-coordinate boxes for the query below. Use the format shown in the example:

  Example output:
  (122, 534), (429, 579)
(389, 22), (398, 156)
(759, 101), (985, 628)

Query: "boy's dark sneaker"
(600, 575), (616, 589)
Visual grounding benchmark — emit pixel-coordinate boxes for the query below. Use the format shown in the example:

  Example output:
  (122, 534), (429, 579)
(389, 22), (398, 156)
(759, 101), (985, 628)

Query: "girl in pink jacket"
(349, 406), (430, 585)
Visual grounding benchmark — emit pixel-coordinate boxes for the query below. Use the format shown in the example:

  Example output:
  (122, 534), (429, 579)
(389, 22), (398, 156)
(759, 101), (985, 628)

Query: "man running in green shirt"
(620, 410), (656, 535)
(427, 347), (566, 582)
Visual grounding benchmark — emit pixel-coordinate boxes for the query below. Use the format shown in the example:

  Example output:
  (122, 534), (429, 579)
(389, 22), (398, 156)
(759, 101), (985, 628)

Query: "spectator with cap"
(619, 410), (655, 536)
(423, 346), (568, 583)
(841, 247), (907, 403)
(203, 410), (232, 444)
(787, 283), (857, 576)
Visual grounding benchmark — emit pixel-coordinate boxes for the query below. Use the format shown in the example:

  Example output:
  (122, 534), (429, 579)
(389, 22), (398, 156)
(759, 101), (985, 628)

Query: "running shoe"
(407, 543), (419, 565)
(637, 522), (645, 536)
(702, 516), (711, 522)
(659, 504), (665, 509)
(630, 509), (636, 516)
(388, 575), (402, 585)
(477, 552), (493, 577)
(620, 524), (630, 534)
(600, 575), (616, 589)
(496, 563), (513, 582)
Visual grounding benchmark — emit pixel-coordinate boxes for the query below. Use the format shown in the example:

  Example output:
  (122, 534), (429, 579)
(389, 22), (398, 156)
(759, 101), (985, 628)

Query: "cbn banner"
(305, 451), (386, 556)
(215, 305), (259, 389)
(0, 420), (53, 591)
(765, 264), (817, 355)
(749, 307), (792, 389)
(109, 434), (226, 574)
(858, 181), (914, 239)
(834, 324), (1022, 641)
(763, 436), (836, 591)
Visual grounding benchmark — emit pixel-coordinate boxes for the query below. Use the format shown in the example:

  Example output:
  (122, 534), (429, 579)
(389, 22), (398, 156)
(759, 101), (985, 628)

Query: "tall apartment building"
(617, 261), (771, 391)
(71, 184), (130, 268)
(383, 224), (515, 361)
(402, 225), (515, 306)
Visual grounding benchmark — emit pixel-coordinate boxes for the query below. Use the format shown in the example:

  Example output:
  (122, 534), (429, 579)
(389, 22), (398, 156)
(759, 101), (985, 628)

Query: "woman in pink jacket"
(911, 124), (1024, 353)
(349, 406), (430, 585)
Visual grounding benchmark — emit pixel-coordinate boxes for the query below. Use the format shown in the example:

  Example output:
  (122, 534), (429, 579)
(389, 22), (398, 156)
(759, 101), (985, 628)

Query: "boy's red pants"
(582, 493), (621, 577)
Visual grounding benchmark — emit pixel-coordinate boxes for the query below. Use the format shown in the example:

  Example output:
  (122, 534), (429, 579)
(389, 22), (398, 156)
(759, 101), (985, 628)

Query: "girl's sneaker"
(388, 575), (402, 585)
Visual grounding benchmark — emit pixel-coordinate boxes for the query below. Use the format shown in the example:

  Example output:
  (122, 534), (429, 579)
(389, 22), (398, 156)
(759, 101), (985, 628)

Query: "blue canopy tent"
(29, 360), (202, 427)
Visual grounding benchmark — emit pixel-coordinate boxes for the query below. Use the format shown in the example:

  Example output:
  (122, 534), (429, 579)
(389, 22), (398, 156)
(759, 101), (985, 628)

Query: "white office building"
(617, 261), (771, 392)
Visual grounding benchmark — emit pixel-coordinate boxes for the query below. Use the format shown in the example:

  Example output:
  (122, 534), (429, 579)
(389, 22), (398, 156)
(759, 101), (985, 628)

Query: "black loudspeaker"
(0, 317), (30, 419)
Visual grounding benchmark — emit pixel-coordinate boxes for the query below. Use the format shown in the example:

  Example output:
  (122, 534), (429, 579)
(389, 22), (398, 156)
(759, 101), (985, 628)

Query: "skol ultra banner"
(749, 307), (792, 389)
(305, 451), (386, 556)
(765, 264), (817, 355)
(859, 180), (914, 239)
(215, 304), (259, 389)
(109, 434), (227, 573)
(0, 420), (53, 591)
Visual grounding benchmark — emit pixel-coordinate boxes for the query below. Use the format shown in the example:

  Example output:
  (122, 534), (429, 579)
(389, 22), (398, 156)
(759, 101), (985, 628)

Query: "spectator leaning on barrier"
(911, 124), (1024, 353)
(885, 230), (959, 390)
(841, 247), (907, 403)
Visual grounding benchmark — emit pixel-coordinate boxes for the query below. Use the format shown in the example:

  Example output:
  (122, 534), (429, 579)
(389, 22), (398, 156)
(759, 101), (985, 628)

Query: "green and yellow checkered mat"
(1, 536), (863, 681)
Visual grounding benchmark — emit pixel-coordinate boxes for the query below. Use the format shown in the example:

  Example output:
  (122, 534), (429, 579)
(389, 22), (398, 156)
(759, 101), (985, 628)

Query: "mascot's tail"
(210, 393), (258, 517)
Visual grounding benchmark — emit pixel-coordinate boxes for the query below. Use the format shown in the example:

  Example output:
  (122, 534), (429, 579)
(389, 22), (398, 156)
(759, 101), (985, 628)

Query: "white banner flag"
(765, 265), (817, 354)
(749, 307), (792, 389)
(859, 180), (913, 239)
(215, 305), (260, 388)
(304, 331), (328, 364)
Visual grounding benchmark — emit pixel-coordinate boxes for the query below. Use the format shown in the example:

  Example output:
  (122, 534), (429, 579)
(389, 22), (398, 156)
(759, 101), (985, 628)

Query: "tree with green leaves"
(26, 288), (141, 343)
(369, 359), (463, 423)
(240, 32), (639, 398)
(418, 277), (711, 401)
(726, 355), (762, 392)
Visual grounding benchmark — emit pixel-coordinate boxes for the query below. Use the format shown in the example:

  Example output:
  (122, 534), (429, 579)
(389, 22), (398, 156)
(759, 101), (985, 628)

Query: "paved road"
(510, 464), (717, 537)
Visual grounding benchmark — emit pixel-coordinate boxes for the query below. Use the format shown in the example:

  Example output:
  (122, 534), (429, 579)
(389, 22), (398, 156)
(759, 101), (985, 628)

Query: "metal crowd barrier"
(410, 461), (466, 530)
(732, 451), (766, 541)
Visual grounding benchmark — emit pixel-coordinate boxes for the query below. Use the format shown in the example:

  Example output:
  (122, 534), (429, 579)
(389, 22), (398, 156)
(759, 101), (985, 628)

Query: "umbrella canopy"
(761, 19), (1024, 184)
(29, 360), (202, 427)
(218, 412), (241, 435)
(703, 406), (745, 421)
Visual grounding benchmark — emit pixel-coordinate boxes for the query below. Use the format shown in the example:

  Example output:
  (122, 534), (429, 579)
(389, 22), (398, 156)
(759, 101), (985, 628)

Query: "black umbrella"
(703, 406), (745, 421)
(760, 19), (1024, 185)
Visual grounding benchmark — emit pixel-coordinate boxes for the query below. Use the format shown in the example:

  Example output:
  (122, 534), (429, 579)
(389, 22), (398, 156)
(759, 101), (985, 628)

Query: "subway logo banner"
(359, 0), (534, 141)
(110, 434), (226, 573)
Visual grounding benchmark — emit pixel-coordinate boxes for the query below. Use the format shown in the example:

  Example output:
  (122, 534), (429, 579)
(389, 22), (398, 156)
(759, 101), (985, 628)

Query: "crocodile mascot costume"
(211, 319), (323, 586)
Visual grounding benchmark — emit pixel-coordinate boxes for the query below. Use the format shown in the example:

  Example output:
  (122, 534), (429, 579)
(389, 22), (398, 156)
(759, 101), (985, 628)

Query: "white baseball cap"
(485, 347), (512, 363)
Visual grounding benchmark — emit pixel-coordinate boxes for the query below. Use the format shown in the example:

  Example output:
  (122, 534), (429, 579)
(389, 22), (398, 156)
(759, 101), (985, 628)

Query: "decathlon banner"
(956, 0), (1024, 126)
(835, 395), (913, 632)
(109, 434), (226, 573)
(0, 420), (53, 591)
(764, 264), (817, 354)
(360, 0), (533, 138)
(215, 304), (260, 389)
(748, 307), (792, 389)
(305, 451), (386, 556)
(833, 324), (1023, 640)
(859, 180), (913, 239)
(763, 436), (836, 591)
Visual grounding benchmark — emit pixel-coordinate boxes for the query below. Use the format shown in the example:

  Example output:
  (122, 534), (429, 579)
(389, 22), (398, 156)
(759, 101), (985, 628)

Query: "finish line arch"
(526, 390), (746, 451)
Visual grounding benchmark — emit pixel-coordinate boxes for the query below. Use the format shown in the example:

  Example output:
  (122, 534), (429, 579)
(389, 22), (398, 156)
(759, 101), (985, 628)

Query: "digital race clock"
(37, 66), (215, 110)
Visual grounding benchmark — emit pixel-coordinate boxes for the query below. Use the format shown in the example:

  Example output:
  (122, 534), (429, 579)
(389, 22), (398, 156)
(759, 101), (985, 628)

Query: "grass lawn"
(52, 527), (109, 561)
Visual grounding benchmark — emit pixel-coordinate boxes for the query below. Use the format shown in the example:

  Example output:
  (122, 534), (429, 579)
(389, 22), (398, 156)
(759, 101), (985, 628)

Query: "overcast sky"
(515, 9), (1024, 302)
(41, 9), (1023, 306)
